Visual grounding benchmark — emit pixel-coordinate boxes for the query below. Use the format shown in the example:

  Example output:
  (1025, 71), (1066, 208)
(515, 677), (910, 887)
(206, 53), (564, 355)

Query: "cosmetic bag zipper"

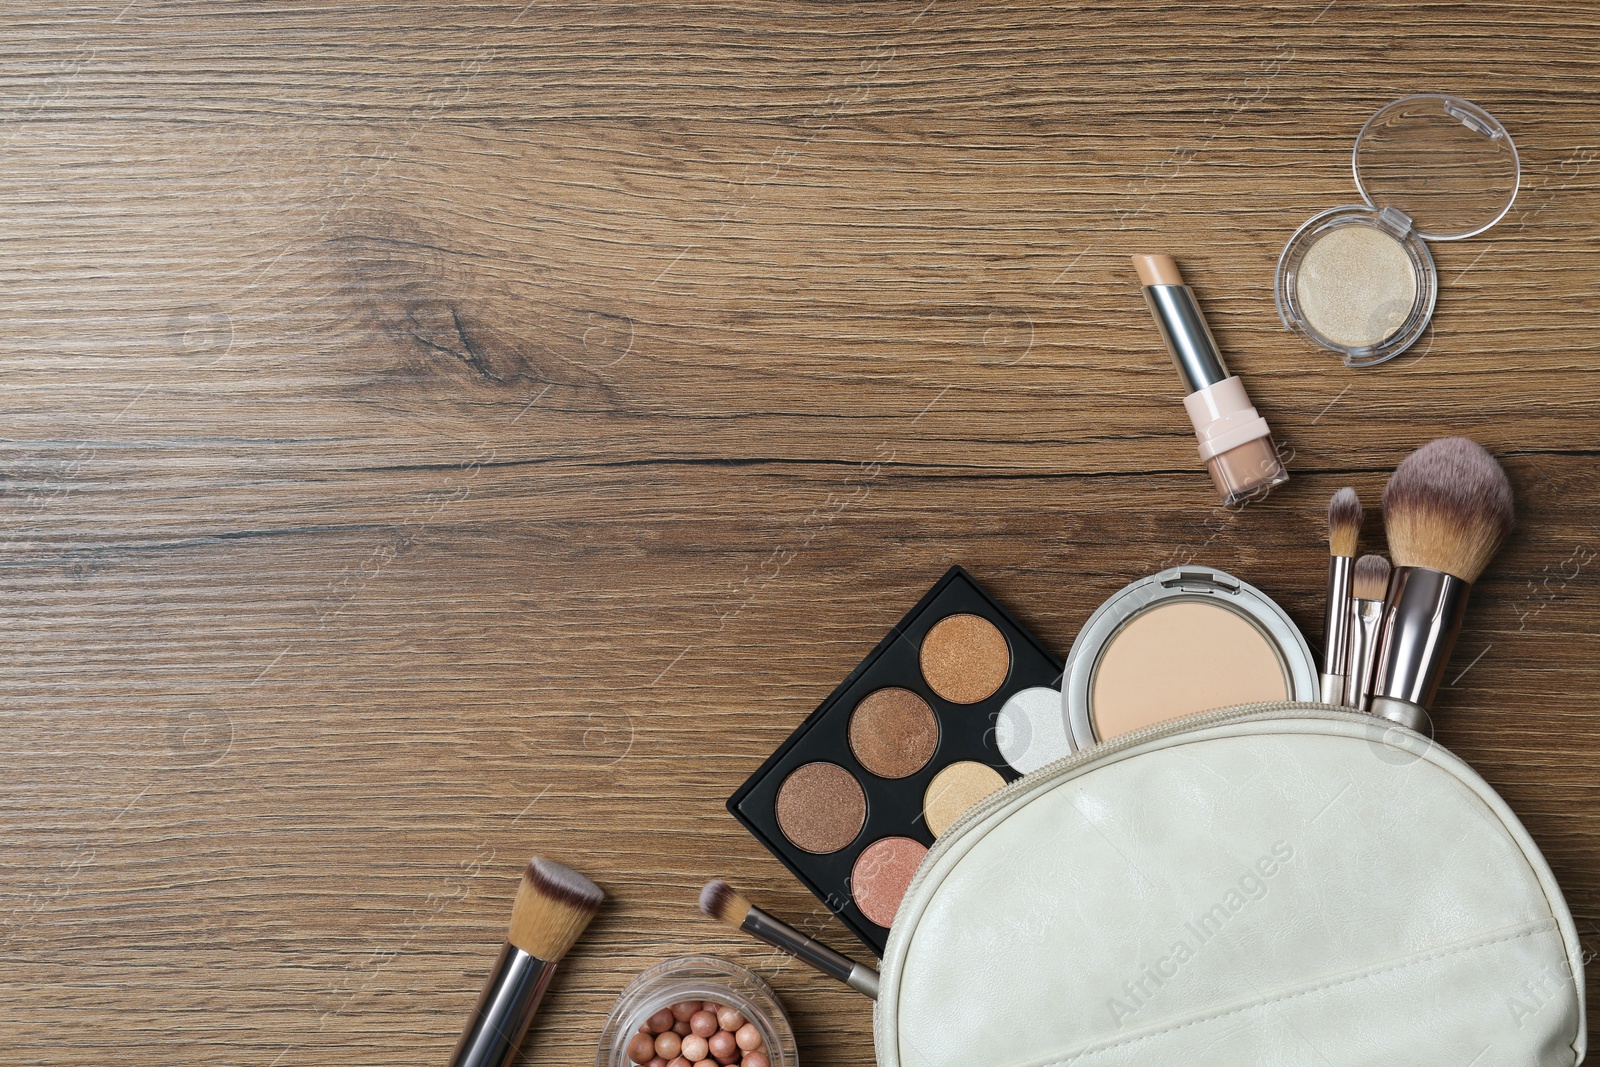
(900, 701), (1411, 910)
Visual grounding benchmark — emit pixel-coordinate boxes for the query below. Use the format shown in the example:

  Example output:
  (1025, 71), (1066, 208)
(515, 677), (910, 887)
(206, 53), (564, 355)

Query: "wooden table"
(3, 3), (1597, 1063)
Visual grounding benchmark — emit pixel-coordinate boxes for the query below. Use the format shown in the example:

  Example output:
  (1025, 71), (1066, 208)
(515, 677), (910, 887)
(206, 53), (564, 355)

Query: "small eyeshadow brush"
(1322, 487), (1363, 705)
(1346, 554), (1392, 709)
(699, 879), (879, 1000)
(449, 857), (605, 1067)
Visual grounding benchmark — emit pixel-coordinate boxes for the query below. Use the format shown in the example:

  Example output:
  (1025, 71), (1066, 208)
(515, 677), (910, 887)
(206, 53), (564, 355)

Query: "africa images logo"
(1108, 840), (1295, 1027)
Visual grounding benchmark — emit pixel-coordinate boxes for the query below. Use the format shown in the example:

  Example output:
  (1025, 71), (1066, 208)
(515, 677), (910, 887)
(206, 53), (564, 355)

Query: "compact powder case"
(728, 566), (1062, 955)
(1062, 565), (1317, 750)
(1275, 94), (1520, 366)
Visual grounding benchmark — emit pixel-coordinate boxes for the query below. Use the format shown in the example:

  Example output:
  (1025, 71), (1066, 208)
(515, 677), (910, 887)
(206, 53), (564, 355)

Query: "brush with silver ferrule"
(1321, 488), (1362, 705)
(1346, 553), (1391, 710)
(449, 857), (605, 1067)
(1370, 438), (1513, 731)
(699, 879), (879, 1000)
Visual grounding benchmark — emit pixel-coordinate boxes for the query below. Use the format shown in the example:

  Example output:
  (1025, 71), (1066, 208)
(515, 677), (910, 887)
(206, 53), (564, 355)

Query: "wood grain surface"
(2, 2), (1598, 1063)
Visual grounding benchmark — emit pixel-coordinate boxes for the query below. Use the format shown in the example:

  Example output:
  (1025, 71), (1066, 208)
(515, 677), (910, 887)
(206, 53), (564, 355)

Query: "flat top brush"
(1353, 554), (1392, 603)
(1371, 438), (1513, 728)
(701, 878), (879, 1000)
(1321, 487), (1363, 705)
(450, 857), (605, 1067)
(1345, 553), (1392, 710)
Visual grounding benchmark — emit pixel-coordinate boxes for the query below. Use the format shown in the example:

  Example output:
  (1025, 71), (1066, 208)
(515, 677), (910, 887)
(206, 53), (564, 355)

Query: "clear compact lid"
(1352, 94), (1520, 241)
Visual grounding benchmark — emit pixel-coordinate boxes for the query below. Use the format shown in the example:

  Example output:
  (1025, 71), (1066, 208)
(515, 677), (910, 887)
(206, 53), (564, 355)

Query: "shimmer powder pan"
(728, 567), (1061, 955)
(776, 763), (866, 854)
(1063, 566), (1318, 751)
(1276, 95), (1519, 366)
(849, 688), (939, 779)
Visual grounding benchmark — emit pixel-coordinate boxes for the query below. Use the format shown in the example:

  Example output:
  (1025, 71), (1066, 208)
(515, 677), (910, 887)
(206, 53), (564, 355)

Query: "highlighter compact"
(1275, 95), (1520, 366)
(1061, 566), (1318, 749)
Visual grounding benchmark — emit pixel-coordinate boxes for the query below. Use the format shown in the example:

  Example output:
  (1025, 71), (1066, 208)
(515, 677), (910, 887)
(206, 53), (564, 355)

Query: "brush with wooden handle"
(449, 856), (605, 1067)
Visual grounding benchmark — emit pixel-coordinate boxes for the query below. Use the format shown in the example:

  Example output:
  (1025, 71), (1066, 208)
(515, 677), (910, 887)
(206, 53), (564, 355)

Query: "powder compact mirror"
(1062, 565), (1317, 750)
(1274, 94), (1520, 367)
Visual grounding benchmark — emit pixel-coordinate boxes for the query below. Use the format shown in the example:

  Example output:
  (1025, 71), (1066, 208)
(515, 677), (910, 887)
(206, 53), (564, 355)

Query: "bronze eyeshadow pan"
(728, 566), (1063, 956)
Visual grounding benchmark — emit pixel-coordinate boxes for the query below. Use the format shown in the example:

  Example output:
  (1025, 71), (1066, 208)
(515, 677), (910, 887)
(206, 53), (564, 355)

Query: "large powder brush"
(1370, 438), (1513, 729)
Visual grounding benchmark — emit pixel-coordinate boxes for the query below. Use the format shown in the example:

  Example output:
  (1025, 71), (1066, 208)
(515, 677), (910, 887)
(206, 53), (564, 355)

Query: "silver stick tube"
(1321, 555), (1353, 705)
(1141, 284), (1230, 393)
(744, 908), (879, 1000)
(448, 944), (556, 1067)
(1345, 597), (1384, 710)
(1368, 567), (1471, 730)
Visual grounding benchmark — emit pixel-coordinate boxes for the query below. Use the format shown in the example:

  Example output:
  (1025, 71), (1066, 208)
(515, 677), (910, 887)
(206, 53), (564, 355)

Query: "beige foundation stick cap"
(1132, 254), (1184, 287)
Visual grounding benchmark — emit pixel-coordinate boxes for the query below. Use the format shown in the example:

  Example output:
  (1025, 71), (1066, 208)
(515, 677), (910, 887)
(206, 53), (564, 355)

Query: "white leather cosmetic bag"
(875, 704), (1586, 1066)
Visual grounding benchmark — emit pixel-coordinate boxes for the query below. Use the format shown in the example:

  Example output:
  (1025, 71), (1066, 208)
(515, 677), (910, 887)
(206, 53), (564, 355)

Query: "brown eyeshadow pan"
(849, 688), (939, 779)
(775, 762), (866, 854)
(919, 613), (1011, 703)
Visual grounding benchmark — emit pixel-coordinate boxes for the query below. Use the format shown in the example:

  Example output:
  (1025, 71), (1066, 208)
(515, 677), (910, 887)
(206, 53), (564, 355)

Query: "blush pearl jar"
(597, 957), (798, 1067)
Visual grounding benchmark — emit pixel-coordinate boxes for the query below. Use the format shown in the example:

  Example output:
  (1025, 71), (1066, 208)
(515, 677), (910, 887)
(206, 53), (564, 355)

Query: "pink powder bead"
(707, 1031), (738, 1063)
(734, 1023), (762, 1052)
(689, 1011), (718, 1038)
(680, 1035), (710, 1062)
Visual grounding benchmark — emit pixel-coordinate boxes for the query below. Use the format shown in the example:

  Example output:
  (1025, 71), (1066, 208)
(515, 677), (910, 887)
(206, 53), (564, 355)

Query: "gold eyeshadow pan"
(919, 615), (1011, 703)
(728, 566), (1062, 955)
(923, 761), (1005, 837)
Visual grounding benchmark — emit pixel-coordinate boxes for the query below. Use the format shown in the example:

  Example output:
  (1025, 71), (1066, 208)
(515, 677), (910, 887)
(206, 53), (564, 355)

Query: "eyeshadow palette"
(728, 566), (1064, 955)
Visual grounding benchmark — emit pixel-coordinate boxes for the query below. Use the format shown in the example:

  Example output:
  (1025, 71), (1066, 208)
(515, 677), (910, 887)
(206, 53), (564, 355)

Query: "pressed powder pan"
(1062, 566), (1318, 750)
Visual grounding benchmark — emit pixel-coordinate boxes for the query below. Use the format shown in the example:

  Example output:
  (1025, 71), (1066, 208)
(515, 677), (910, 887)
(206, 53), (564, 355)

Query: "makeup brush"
(449, 856), (605, 1067)
(1345, 554), (1392, 710)
(699, 878), (879, 1000)
(1321, 487), (1363, 705)
(1370, 437), (1513, 730)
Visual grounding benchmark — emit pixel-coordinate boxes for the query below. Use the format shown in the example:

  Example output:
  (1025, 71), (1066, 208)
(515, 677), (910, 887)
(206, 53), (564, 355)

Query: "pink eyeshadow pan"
(850, 836), (928, 928)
